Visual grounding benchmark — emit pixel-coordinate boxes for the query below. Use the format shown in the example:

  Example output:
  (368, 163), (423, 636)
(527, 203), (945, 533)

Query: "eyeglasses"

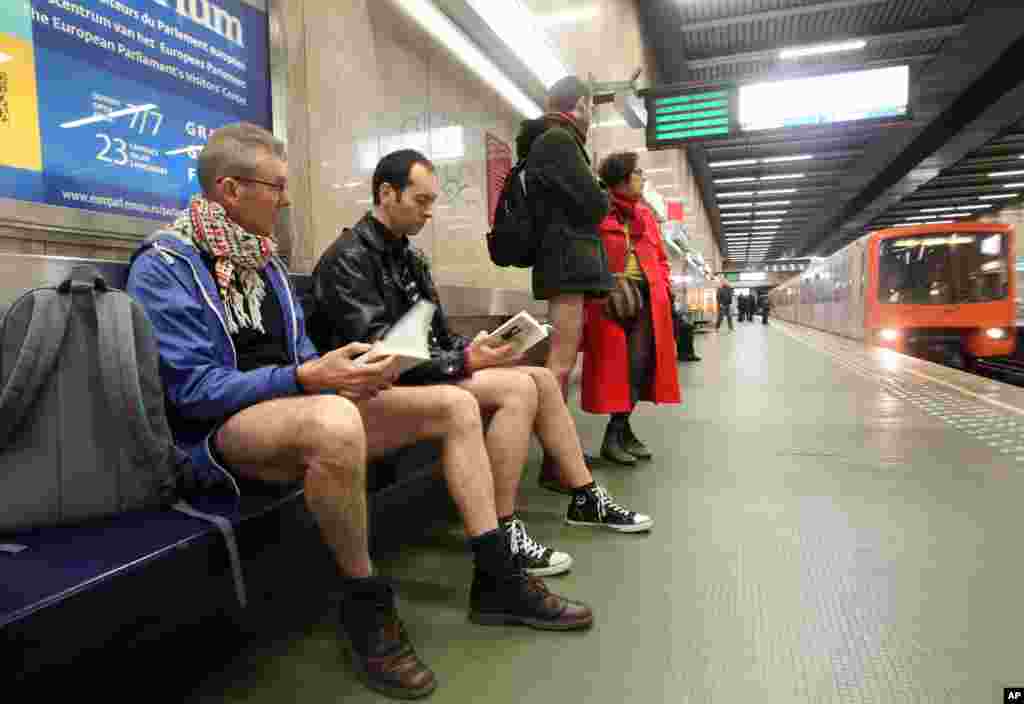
(218, 176), (287, 193)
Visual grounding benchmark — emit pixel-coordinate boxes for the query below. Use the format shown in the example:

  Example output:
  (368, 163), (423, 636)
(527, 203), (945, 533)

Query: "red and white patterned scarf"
(172, 196), (278, 334)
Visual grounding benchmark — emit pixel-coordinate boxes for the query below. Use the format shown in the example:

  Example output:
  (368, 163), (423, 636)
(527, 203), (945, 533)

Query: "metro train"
(769, 223), (1017, 364)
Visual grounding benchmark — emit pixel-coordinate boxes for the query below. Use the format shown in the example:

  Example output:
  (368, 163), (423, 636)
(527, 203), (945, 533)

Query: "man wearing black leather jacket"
(309, 150), (654, 574)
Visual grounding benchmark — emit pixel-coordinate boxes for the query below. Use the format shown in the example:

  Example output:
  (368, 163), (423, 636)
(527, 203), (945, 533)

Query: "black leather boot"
(600, 422), (636, 465)
(621, 421), (652, 460)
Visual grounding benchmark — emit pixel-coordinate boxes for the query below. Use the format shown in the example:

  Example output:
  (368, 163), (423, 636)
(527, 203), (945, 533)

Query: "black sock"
(340, 574), (386, 602)
(470, 528), (509, 576)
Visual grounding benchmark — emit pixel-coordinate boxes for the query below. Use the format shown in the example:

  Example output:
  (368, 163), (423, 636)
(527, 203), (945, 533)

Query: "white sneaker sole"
(565, 518), (653, 533)
(523, 553), (573, 577)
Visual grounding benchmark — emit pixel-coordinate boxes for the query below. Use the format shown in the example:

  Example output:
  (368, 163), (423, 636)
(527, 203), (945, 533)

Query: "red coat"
(580, 205), (681, 413)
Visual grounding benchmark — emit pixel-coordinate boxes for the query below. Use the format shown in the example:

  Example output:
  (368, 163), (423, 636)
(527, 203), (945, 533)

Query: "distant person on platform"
(761, 296), (771, 325)
(674, 298), (701, 362)
(579, 151), (681, 466)
(716, 279), (735, 331)
(515, 75), (612, 474)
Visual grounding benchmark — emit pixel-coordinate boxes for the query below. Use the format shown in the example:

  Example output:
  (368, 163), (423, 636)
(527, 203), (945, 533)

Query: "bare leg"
(357, 385), (498, 538)
(517, 367), (592, 489)
(545, 293), (585, 399)
(214, 395), (371, 578)
(456, 368), (539, 518)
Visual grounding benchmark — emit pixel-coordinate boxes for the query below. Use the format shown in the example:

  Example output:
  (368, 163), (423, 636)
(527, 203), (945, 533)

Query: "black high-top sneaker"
(469, 532), (592, 630)
(340, 577), (437, 699)
(566, 484), (654, 533)
(501, 516), (573, 577)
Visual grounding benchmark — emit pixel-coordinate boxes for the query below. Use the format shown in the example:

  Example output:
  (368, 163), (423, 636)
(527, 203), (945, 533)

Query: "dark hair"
(372, 149), (436, 205)
(198, 122), (286, 197)
(598, 151), (639, 189)
(546, 76), (591, 113)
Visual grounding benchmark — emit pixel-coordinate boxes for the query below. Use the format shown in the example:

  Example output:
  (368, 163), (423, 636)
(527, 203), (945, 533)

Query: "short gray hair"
(197, 122), (286, 197)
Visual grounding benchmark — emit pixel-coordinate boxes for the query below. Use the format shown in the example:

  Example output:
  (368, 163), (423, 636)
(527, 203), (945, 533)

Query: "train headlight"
(985, 328), (1007, 340)
(880, 329), (900, 342)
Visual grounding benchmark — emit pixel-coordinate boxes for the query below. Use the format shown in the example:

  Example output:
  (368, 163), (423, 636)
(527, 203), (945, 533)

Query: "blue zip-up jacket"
(127, 230), (319, 487)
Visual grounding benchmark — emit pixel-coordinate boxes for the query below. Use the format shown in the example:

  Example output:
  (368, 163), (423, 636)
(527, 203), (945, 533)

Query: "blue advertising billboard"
(0, 0), (270, 221)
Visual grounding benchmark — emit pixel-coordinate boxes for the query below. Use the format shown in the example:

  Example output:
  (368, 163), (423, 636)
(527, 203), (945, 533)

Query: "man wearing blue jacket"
(127, 123), (591, 701)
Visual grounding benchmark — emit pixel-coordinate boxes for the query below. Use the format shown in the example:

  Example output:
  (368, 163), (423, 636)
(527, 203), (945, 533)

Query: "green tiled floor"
(184, 322), (1023, 703)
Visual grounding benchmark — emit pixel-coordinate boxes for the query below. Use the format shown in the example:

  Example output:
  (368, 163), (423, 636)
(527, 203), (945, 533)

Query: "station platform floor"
(184, 320), (1024, 704)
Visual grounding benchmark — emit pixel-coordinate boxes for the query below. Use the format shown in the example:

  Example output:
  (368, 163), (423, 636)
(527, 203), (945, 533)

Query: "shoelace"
(593, 486), (635, 522)
(507, 518), (549, 561)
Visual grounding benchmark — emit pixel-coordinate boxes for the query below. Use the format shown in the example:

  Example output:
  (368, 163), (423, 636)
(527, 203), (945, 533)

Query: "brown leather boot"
(341, 578), (437, 699)
(469, 554), (593, 630)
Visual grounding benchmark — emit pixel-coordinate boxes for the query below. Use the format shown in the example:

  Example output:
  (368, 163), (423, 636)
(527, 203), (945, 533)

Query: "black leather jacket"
(307, 214), (471, 385)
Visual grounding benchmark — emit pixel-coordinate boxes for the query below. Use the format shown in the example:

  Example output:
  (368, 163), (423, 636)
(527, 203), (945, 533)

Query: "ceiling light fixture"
(465, 0), (570, 88)
(979, 193), (1019, 200)
(396, 0), (543, 117)
(710, 159), (758, 168)
(719, 191), (756, 198)
(779, 39), (867, 60)
(756, 210), (788, 216)
(759, 173), (806, 181)
(988, 169), (1024, 178)
(715, 177), (758, 184)
(758, 200), (792, 206)
(758, 189), (798, 195)
(1002, 182), (1024, 189)
(720, 202), (755, 209)
(762, 155), (813, 164)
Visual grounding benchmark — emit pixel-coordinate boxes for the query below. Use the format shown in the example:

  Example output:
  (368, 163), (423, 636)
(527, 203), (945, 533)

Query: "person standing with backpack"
(513, 76), (612, 485)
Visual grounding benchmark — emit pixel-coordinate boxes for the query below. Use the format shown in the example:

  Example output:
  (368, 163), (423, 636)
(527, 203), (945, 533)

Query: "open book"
(483, 310), (551, 356)
(355, 299), (437, 375)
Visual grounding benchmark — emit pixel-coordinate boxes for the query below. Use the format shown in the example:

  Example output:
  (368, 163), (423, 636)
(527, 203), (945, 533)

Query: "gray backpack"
(0, 268), (183, 534)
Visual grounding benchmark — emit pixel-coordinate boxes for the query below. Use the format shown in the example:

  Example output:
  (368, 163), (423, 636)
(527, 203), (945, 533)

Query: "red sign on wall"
(486, 133), (513, 226)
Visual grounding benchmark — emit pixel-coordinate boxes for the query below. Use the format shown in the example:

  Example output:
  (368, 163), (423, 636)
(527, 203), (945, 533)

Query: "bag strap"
(614, 220), (635, 276)
(0, 289), (72, 450)
(172, 500), (249, 608)
(94, 288), (164, 461)
(92, 289), (250, 608)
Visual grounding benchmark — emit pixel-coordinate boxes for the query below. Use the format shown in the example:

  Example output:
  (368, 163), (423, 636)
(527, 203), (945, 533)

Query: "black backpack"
(486, 160), (539, 268)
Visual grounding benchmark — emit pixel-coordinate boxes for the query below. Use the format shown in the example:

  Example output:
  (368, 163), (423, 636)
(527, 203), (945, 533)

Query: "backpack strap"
(94, 288), (163, 460)
(93, 291), (249, 609)
(172, 500), (249, 609)
(0, 289), (71, 450)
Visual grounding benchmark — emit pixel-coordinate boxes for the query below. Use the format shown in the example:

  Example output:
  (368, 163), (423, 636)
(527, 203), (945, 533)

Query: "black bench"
(1, 254), (453, 688)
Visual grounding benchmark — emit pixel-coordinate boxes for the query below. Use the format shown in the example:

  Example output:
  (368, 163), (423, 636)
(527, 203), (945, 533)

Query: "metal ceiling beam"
(686, 26), (963, 70)
(799, 2), (1024, 256)
(680, 0), (890, 33)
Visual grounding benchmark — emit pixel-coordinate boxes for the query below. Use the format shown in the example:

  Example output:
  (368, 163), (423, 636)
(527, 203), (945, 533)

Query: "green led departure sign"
(642, 83), (739, 149)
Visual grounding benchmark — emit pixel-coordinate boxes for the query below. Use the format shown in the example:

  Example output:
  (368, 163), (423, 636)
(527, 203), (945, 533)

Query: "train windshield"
(878, 233), (1009, 304)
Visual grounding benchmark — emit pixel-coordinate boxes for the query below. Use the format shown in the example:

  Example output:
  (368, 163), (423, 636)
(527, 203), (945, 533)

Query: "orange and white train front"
(865, 223), (1016, 360)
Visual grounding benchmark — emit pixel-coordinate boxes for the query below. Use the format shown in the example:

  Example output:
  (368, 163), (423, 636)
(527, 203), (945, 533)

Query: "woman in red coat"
(580, 152), (681, 464)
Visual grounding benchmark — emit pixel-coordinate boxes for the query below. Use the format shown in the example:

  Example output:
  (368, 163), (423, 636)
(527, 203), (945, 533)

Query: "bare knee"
(525, 366), (560, 399)
(301, 395), (366, 481)
(435, 386), (483, 436)
(507, 370), (540, 417)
